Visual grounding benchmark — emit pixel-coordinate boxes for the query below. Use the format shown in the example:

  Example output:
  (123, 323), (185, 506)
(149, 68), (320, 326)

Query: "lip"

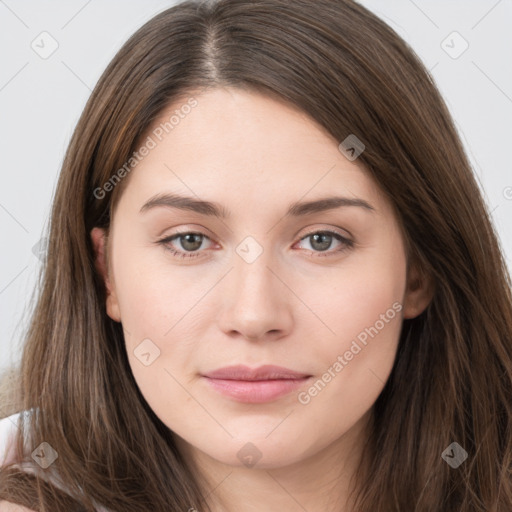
(203, 364), (310, 380)
(202, 365), (312, 403)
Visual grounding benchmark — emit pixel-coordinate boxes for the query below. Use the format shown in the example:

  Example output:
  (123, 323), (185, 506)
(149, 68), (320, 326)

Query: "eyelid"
(162, 224), (353, 243)
(297, 225), (352, 241)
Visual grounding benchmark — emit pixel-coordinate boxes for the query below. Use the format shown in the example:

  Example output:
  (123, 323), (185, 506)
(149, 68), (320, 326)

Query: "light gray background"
(1, 0), (511, 373)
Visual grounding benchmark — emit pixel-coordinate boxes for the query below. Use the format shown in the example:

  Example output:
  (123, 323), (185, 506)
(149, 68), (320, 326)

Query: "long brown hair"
(1, 0), (511, 510)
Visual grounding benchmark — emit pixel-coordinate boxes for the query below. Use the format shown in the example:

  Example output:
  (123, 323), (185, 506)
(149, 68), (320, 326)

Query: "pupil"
(311, 233), (331, 251)
(181, 234), (202, 251)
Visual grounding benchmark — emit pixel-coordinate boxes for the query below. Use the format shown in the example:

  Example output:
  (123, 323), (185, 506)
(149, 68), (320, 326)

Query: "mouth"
(201, 364), (313, 403)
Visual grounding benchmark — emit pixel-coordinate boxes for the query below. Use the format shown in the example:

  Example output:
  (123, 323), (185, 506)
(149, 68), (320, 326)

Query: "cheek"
(310, 240), (406, 350)
(110, 248), (215, 418)
(112, 245), (210, 341)
(297, 238), (406, 430)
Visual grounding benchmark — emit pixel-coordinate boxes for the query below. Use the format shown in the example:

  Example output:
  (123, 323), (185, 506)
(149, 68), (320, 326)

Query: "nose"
(216, 250), (294, 342)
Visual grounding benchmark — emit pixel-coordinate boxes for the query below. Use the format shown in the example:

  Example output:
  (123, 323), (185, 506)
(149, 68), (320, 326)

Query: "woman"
(1, 0), (511, 510)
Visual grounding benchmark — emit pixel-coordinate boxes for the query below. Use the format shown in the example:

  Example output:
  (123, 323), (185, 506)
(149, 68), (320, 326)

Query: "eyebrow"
(139, 193), (375, 218)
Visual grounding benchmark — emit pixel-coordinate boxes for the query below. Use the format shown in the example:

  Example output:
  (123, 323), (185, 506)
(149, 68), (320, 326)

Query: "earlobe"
(402, 262), (435, 319)
(90, 227), (121, 323)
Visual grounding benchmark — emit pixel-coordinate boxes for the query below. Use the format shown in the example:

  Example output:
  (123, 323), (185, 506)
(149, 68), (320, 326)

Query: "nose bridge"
(217, 238), (293, 340)
(232, 239), (282, 308)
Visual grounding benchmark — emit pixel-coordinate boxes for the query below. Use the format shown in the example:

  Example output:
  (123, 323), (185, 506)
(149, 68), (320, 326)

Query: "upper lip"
(202, 365), (311, 381)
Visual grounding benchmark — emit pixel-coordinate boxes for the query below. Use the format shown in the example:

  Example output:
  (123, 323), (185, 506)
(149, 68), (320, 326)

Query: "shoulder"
(0, 501), (37, 512)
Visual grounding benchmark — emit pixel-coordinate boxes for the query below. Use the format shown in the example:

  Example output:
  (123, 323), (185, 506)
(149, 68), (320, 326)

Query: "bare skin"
(91, 87), (433, 511)
(0, 502), (35, 512)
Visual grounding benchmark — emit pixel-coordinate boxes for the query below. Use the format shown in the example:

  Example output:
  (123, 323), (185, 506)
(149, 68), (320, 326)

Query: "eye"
(157, 231), (213, 260)
(295, 230), (353, 257)
(156, 228), (354, 260)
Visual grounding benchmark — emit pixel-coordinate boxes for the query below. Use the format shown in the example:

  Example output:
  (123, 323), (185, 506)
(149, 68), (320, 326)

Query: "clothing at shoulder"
(0, 411), (25, 467)
(0, 411), (111, 512)
(0, 412), (37, 510)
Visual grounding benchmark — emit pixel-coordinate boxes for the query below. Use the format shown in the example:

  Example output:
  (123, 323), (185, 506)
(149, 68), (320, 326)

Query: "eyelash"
(156, 229), (354, 260)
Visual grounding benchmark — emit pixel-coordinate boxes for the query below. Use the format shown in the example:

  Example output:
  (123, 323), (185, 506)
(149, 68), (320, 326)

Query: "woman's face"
(92, 87), (429, 470)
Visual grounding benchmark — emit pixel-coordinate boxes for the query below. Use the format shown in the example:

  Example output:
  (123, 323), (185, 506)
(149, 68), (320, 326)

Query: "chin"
(198, 436), (311, 470)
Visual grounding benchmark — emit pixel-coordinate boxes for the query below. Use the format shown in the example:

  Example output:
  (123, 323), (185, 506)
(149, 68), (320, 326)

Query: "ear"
(90, 227), (121, 322)
(402, 261), (435, 319)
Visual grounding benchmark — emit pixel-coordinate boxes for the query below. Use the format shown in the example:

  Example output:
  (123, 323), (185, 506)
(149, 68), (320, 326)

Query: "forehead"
(115, 87), (386, 218)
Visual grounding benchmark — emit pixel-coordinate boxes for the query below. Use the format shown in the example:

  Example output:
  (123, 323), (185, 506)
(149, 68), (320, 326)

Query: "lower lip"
(203, 376), (311, 403)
